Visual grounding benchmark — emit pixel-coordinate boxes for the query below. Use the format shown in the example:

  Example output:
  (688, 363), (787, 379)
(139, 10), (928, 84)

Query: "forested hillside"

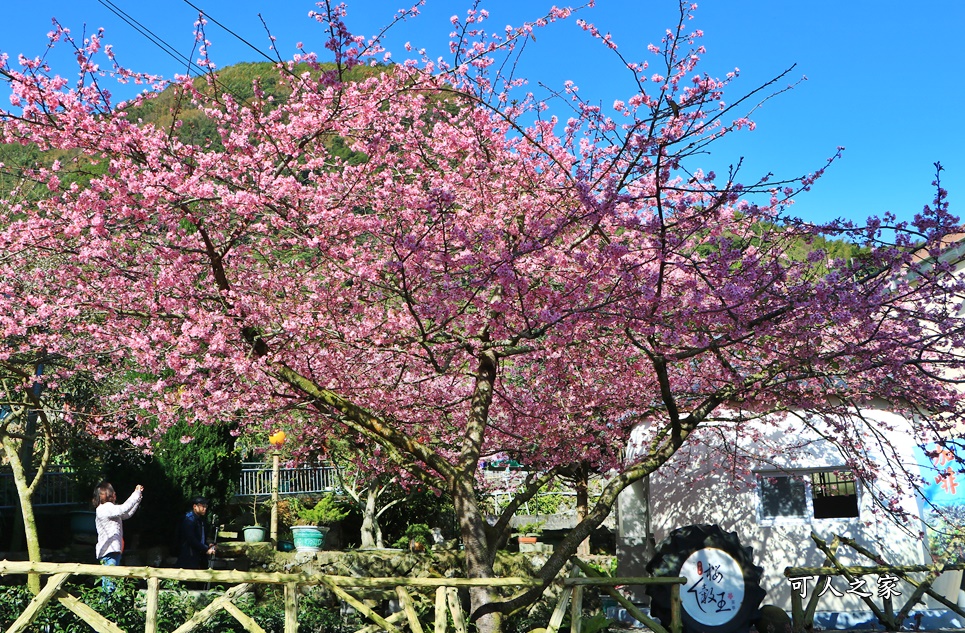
(0, 59), (866, 263)
(0, 61), (374, 199)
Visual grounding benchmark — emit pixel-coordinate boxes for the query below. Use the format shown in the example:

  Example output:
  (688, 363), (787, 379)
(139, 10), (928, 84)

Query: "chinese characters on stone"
(789, 575), (903, 601)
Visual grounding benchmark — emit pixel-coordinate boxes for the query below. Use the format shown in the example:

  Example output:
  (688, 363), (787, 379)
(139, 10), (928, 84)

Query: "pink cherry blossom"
(0, 2), (962, 630)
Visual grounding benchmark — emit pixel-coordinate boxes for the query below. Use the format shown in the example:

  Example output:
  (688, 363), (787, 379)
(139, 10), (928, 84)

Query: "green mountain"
(0, 61), (866, 266)
(0, 61), (378, 199)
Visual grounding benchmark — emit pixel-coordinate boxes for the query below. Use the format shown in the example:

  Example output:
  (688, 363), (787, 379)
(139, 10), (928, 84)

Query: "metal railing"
(0, 467), (79, 508)
(0, 461), (342, 508)
(481, 469), (607, 516)
(236, 462), (340, 498)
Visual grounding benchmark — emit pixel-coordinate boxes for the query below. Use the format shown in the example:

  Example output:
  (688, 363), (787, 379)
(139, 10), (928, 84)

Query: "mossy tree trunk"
(0, 399), (53, 595)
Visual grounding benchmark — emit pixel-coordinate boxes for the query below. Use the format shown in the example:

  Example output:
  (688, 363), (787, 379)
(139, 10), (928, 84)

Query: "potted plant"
(243, 494), (270, 543)
(290, 494), (348, 552)
(514, 521), (544, 552)
(394, 523), (433, 553)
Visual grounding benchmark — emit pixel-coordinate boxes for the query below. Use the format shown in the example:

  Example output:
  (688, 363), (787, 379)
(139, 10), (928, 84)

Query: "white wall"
(618, 407), (934, 613)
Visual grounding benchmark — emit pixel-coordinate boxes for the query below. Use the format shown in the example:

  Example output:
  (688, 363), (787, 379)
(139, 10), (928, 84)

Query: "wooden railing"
(785, 533), (965, 633)
(0, 559), (684, 633)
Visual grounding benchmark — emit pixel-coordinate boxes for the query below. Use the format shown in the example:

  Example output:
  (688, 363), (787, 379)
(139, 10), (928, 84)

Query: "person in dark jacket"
(176, 497), (216, 569)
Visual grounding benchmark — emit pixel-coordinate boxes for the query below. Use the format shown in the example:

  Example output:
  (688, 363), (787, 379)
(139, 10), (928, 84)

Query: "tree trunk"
(575, 476), (590, 558)
(2, 435), (42, 594)
(452, 476), (503, 633)
(360, 487), (378, 549)
(9, 411), (38, 556)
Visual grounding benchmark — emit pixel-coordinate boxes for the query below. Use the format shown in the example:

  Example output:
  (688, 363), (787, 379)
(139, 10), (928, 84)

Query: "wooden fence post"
(145, 576), (160, 633)
(0, 559), (694, 633)
(570, 584), (584, 633)
(396, 586), (426, 633)
(320, 577), (403, 633)
(882, 596), (895, 632)
(353, 611), (407, 633)
(446, 587), (467, 633)
(434, 586), (448, 633)
(172, 582), (253, 633)
(56, 591), (125, 633)
(670, 582), (682, 633)
(546, 587), (574, 633)
(790, 585), (804, 633)
(222, 601), (267, 633)
(7, 572), (70, 633)
(285, 581), (299, 633)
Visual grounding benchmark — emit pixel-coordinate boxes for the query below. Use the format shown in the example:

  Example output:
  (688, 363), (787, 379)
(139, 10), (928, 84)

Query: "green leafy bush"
(0, 577), (344, 632)
(155, 418), (242, 512)
(514, 521), (544, 536)
(394, 523), (433, 550)
(291, 494), (349, 526)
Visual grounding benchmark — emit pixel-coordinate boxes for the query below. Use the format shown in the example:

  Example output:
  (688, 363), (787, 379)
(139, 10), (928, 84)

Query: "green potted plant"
(243, 493), (270, 543)
(290, 494), (349, 552)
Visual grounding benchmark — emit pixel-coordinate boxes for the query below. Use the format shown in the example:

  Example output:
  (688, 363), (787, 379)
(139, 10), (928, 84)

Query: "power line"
(95, 0), (205, 77)
(92, 0), (289, 113)
(181, 0), (278, 65)
(87, 0), (311, 172)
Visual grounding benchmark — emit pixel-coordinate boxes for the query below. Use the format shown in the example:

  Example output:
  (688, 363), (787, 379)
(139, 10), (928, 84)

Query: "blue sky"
(1, 1), (961, 228)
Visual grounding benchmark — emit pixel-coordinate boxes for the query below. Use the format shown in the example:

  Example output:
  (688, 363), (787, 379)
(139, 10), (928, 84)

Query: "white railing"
(236, 462), (339, 498)
(481, 468), (584, 516)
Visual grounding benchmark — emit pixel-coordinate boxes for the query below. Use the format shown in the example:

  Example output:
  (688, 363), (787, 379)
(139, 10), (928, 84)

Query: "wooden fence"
(0, 559), (684, 633)
(785, 533), (965, 633)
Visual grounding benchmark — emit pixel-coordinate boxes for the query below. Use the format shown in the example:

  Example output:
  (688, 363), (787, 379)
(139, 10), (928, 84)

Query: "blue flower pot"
(291, 525), (328, 552)
(69, 510), (97, 536)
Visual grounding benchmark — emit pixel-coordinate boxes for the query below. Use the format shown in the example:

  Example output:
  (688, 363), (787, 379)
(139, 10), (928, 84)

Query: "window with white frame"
(757, 470), (859, 523)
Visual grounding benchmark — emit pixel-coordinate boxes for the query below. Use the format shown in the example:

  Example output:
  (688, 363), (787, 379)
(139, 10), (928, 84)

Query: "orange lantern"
(269, 430), (287, 447)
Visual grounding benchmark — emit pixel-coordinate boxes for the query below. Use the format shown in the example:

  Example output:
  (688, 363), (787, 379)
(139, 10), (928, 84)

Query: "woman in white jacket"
(92, 481), (143, 593)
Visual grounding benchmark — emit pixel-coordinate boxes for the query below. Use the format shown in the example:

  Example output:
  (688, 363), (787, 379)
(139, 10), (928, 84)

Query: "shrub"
(394, 523), (433, 550)
(0, 577), (344, 633)
(291, 494), (350, 526)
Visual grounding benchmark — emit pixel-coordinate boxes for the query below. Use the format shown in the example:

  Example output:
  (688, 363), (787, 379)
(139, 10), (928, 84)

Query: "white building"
(616, 405), (964, 626)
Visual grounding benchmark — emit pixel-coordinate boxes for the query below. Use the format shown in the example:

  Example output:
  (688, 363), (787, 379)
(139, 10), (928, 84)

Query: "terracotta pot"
(518, 535), (540, 552)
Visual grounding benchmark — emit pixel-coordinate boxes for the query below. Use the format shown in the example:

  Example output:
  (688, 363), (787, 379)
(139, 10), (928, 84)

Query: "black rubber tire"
(646, 524), (766, 633)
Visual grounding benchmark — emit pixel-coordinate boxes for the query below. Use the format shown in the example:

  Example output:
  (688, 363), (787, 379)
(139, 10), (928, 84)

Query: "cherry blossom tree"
(2, 2), (964, 628)
(0, 249), (106, 593)
(0, 354), (54, 595)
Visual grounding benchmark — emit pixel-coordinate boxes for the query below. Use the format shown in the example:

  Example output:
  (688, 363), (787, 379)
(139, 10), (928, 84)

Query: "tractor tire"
(646, 524), (766, 633)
